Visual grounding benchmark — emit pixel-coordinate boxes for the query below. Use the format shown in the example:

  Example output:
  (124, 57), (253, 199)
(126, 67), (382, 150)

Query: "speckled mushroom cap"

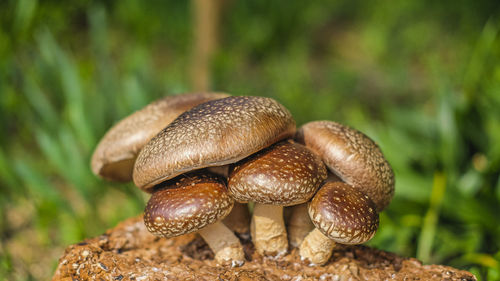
(309, 181), (379, 245)
(134, 96), (296, 191)
(144, 172), (233, 237)
(91, 92), (229, 182)
(228, 140), (327, 206)
(296, 121), (395, 211)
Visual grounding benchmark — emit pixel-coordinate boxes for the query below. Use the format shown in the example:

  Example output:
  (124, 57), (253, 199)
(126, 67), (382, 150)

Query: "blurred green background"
(1, 0), (500, 280)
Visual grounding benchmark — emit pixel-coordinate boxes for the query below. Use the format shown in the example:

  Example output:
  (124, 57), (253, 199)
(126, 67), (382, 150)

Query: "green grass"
(1, 0), (500, 280)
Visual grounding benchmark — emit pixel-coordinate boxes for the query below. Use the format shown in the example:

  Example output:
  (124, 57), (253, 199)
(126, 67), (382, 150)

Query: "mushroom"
(228, 140), (327, 256)
(222, 202), (251, 238)
(296, 121), (395, 212)
(299, 181), (379, 265)
(91, 92), (229, 182)
(91, 92), (249, 235)
(208, 166), (251, 236)
(134, 96), (295, 264)
(287, 173), (342, 247)
(133, 96), (296, 191)
(144, 172), (245, 266)
(286, 203), (315, 248)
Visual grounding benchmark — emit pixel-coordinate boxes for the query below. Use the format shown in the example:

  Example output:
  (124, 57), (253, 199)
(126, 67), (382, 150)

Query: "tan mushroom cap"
(228, 140), (327, 206)
(133, 96), (296, 191)
(296, 121), (395, 211)
(144, 172), (233, 237)
(91, 92), (229, 182)
(308, 181), (379, 245)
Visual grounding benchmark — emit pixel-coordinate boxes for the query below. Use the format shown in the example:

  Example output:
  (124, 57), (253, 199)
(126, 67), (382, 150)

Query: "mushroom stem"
(299, 228), (336, 265)
(198, 221), (245, 266)
(287, 203), (315, 248)
(251, 203), (288, 256)
(207, 165), (229, 177)
(222, 202), (250, 236)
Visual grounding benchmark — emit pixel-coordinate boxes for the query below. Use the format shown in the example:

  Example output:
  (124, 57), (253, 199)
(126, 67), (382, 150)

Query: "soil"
(52, 216), (476, 281)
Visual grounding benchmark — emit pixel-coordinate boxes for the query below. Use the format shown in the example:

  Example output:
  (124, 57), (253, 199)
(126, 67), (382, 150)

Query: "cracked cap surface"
(133, 96), (296, 191)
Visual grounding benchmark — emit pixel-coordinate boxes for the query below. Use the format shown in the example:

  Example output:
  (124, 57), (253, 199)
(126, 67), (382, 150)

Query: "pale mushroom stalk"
(198, 221), (245, 266)
(299, 228), (336, 265)
(287, 203), (315, 248)
(251, 204), (288, 256)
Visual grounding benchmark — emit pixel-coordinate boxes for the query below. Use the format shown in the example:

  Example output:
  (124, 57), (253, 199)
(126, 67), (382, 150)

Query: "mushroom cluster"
(91, 93), (395, 267)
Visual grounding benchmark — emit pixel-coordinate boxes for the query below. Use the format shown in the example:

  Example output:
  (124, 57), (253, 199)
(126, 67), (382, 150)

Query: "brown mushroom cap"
(144, 172), (233, 237)
(308, 181), (379, 245)
(91, 92), (229, 182)
(134, 96), (296, 191)
(296, 121), (395, 211)
(228, 140), (327, 206)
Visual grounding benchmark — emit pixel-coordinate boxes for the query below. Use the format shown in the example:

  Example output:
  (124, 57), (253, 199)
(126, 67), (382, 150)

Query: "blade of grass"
(35, 127), (93, 202)
(12, 157), (62, 204)
(13, 0), (37, 35)
(417, 171), (447, 263)
(0, 147), (20, 192)
(36, 30), (96, 150)
(462, 253), (499, 270)
(22, 73), (58, 129)
(463, 18), (498, 104)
